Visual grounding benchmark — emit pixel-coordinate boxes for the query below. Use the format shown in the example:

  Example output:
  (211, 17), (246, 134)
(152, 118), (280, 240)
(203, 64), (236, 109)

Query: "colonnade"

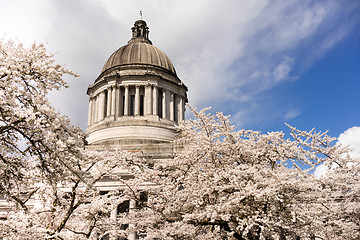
(88, 84), (185, 126)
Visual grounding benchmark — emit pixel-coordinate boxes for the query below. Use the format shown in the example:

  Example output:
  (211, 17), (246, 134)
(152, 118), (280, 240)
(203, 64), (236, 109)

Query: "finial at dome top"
(129, 13), (152, 44)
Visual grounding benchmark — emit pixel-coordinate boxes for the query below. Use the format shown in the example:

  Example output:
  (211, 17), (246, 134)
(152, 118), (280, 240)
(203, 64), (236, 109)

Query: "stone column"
(106, 87), (112, 117)
(162, 90), (167, 119)
(93, 96), (98, 123)
(128, 200), (137, 240)
(89, 97), (94, 124)
(170, 92), (174, 121)
(163, 89), (170, 119)
(94, 95), (98, 122)
(135, 85), (140, 116)
(111, 86), (116, 116)
(124, 85), (129, 116)
(94, 97), (98, 123)
(153, 85), (158, 116)
(145, 84), (152, 115)
(110, 206), (117, 221)
(110, 205), (118, 240)
(87, 97), (93, 126)
(99, 91), (106, 121)
(115, 85), (121, 117)
(179, 96), (184, 122)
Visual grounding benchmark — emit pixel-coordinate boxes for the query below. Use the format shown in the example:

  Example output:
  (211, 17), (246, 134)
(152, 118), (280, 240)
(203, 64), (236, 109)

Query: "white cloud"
(338, 126), (360, 158)
(314, 164), (329, 178)
(0, 0), (52, 46)
(314, 126), (360, 177)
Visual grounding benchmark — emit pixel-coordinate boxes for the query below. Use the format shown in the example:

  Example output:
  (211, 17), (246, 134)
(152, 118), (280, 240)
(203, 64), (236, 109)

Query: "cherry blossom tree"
(0, 40), (138, 239)
(1, 39), (359, 239)
(115, 107), (360, 240)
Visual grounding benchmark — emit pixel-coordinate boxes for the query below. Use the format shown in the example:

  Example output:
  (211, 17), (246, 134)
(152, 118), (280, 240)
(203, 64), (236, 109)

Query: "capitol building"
(86, 19), (187, 159)
(86, 18), (188, 239)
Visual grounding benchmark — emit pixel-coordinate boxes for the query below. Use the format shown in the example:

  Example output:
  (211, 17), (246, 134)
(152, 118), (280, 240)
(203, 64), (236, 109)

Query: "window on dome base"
(130, 95), (135, 116)
(158, 89), (163, 118)
(122, 95), (125, 116)
(104, 90), (108, 117)
(140, 95), (144, 116)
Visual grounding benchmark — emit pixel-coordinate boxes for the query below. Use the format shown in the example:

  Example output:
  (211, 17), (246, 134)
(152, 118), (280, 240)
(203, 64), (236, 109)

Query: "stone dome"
(101, 20), (177, 76)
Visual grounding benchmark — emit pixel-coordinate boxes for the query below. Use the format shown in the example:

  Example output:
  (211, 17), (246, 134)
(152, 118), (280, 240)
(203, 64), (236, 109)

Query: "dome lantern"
(129, 20), (152, 44)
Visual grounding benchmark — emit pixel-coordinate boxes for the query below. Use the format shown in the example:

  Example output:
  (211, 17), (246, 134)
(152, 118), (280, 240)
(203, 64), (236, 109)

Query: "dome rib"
(146, 42), (152, 65)
(159, 48), (169, 71)
(101, 42), (176, 75)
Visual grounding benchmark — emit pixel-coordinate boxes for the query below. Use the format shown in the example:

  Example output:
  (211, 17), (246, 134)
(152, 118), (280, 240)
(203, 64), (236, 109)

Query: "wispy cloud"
(284, 109), (301, 121)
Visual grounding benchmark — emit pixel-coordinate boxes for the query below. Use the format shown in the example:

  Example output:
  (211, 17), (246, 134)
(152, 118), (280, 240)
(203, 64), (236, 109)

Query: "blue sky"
(246, 33), (360, 137)
(0, 0), (359, 145)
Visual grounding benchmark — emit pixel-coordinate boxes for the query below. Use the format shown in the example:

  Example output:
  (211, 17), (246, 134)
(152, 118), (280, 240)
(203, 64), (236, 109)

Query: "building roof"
(101, 20), (177, 76)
